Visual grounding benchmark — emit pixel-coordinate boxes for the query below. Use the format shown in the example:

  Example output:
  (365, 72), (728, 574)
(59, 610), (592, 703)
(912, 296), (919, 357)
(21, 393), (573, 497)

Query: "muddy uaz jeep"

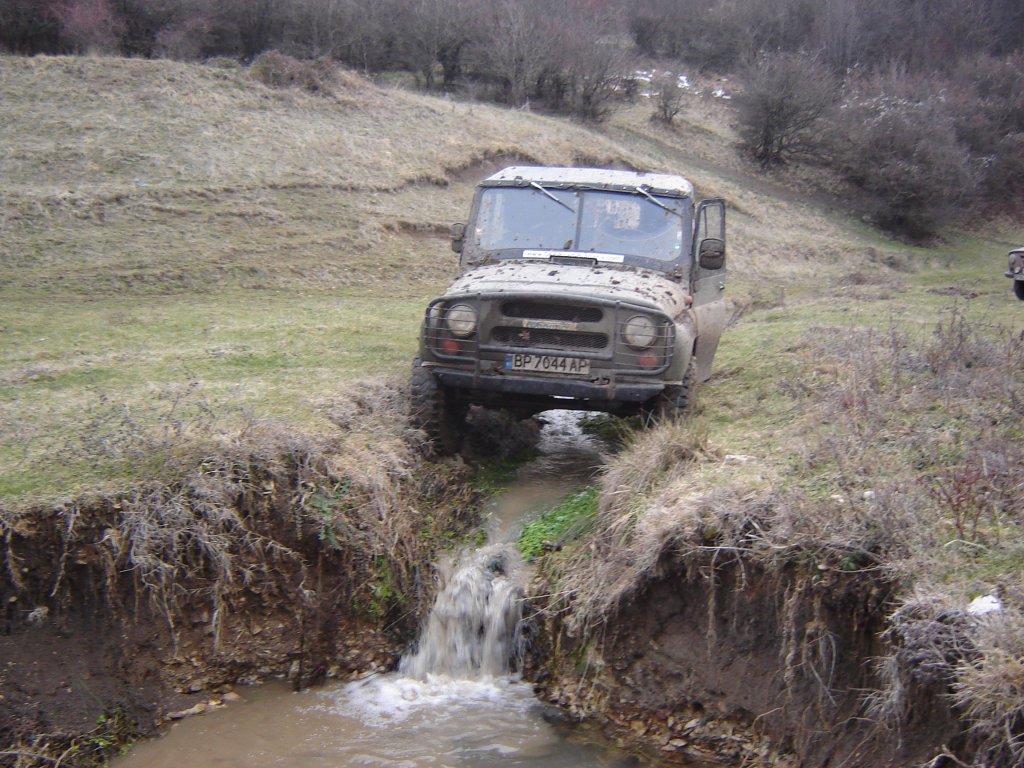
(1007, 246), (1024, 301)
(411, 166), (727, 453)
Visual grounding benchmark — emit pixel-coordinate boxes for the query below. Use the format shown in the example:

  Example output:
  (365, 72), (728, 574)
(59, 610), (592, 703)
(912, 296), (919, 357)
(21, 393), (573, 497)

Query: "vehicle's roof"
(483, 166), (694, 198)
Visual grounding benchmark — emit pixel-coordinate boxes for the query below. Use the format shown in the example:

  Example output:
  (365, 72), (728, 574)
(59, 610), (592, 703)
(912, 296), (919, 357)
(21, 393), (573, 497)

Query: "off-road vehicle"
(1007, 246), (1024, 301)
(411, 166), (727, 453)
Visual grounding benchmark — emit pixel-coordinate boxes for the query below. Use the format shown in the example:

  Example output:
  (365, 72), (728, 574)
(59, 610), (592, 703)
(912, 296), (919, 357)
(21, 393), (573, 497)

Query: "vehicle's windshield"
(473, 187), (689, 263)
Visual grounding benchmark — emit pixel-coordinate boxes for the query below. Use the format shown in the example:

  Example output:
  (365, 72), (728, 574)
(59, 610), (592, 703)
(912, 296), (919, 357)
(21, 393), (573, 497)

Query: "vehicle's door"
(690, 199), (727, 381)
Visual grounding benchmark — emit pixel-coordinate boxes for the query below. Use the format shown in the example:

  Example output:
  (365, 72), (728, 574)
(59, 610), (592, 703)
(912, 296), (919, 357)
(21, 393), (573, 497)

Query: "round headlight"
(446, 303), (478, 338)
(623, 315), (657, 349)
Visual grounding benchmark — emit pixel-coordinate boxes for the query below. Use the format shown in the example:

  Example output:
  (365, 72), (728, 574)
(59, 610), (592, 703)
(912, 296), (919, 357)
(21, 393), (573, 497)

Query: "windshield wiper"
(634, 186), (683, 217)
(530, 181), (576, 213)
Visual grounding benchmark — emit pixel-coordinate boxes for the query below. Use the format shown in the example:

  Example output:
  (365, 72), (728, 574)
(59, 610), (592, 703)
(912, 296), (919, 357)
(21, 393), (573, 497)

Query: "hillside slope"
(1, 55), (1023, 768)
(0, 55), (637, 501)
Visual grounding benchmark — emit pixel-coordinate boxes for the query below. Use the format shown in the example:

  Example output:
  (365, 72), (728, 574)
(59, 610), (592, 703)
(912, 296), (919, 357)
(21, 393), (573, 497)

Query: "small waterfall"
(399, 543), (526, 680)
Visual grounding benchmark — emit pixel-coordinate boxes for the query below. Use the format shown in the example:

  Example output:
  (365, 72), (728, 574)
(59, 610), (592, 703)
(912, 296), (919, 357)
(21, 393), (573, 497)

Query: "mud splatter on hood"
(444, 261), (690, 316)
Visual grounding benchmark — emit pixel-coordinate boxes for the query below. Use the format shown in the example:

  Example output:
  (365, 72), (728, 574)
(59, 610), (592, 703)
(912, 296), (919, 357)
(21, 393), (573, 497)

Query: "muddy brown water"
(112, 676), (624, 767)
(114, 412), (651, 768)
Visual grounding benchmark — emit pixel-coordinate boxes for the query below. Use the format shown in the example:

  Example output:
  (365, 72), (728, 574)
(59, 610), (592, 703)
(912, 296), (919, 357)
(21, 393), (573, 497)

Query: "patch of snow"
(967, 594), (1002, 616)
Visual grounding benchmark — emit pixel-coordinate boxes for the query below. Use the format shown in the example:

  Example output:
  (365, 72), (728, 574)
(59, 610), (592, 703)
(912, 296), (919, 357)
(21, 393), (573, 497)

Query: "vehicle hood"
(444, 260), (690, 316)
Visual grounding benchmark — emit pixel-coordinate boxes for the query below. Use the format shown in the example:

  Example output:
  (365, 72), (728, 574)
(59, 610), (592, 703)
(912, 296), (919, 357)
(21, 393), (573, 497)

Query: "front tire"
(1014, 279), (1024, 301)
(646, 357), (698, 423)
(410, 357), (466, 455)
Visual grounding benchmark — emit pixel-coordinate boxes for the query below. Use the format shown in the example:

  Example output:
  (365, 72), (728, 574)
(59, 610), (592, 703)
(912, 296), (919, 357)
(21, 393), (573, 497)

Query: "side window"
(695, 199), (725, 243)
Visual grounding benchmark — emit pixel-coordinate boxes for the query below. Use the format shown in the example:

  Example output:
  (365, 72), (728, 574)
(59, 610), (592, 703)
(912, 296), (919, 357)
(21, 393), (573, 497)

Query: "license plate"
(505, 353), (590, 376)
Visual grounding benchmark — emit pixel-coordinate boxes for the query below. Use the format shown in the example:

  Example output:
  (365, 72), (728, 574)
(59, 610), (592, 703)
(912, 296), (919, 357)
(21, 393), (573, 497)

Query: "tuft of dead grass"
(249, 51), (340, 95)
(953, 610), (1024, 768)
(549, 418), (714, 627)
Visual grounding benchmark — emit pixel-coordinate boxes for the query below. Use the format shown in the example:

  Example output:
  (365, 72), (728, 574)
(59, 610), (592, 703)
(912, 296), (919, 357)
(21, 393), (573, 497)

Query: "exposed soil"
(0, 495), (409, 763)
(0, 426), (478, 765)
(527, 551), (965, 767)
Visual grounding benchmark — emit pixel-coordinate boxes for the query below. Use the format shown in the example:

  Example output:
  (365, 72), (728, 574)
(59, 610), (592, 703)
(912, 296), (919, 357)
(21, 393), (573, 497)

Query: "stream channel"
(113, 412), (649, 768)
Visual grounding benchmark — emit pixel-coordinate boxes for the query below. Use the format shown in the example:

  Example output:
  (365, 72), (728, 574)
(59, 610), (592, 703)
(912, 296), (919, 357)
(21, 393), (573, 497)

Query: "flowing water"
(114, 412), (632, 768)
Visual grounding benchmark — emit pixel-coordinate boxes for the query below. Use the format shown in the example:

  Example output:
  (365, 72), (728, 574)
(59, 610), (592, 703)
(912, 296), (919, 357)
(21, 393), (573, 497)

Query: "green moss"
(518, 487), (598, 561)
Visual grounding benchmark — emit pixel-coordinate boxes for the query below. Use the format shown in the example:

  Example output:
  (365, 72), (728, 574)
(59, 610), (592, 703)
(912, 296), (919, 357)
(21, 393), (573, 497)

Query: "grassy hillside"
(1, 54), (1021, 511)
(0, 55), (635, 500)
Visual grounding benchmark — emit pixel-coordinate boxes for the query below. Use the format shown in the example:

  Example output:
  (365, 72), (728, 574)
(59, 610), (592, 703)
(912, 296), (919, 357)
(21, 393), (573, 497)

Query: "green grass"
(0, 289), (433, 498)
(518, 487), (598, 561)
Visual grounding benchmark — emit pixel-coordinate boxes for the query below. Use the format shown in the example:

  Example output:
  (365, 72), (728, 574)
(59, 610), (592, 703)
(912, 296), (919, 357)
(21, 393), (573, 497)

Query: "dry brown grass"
(953, 611), (1024, 767)
(541, 305), (1024, 761)
(1, 55), (634, 204)
(551, 418), (716, 628)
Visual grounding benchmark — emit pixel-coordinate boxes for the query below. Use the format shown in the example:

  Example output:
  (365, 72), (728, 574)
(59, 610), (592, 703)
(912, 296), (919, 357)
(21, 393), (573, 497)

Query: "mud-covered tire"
(410, 357), (465, 455)
(1014, 279), (1024, 301)
(647, 357), (698, 422)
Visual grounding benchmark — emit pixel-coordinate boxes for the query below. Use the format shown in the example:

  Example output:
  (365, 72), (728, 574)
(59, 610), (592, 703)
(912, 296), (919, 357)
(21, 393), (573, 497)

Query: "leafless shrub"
(650, 72), (684, 125)
(947, 53), (1024, 205)
(154, 13), (212, 60)
(831, 70), (977, 239)
(737, 52), (838, 168)
(49, 0), (124, 54)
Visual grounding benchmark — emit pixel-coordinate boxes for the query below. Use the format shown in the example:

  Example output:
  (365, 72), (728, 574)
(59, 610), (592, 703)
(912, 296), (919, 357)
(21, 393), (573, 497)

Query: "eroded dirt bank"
(0, 406), (990, 767)
(526, 548), (966, 767)
(0, 391), (481, 765)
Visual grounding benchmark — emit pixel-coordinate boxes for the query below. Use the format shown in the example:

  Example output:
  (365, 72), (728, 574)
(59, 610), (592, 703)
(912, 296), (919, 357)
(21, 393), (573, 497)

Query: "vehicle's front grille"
(492, 326), (608, 350)
(501, 301), (602, 323)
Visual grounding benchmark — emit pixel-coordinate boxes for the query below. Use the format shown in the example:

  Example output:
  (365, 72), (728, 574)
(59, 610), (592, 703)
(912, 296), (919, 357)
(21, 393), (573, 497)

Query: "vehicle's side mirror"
(450, 222), (466, 253)
(697, 238), (725, 270)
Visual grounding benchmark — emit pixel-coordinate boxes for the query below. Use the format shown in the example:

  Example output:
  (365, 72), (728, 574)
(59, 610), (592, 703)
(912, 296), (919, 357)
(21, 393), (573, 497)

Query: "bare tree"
(50, 0), (124, 53)
(474, 0), (555, 106)
(651, 72), (685, 124)
(283, 0), (350, 59)
(626, 0), (696, 59)
(737, 52), (837, 167)
(216, 0), (285, 60)
(548, 0), (626, 121)
(395, 0), (481, 90)
(0, 0), (60, 53)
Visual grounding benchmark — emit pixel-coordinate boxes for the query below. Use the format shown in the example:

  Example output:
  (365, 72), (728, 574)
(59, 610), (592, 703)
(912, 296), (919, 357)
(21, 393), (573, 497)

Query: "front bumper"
(433, 366), (666, 410)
